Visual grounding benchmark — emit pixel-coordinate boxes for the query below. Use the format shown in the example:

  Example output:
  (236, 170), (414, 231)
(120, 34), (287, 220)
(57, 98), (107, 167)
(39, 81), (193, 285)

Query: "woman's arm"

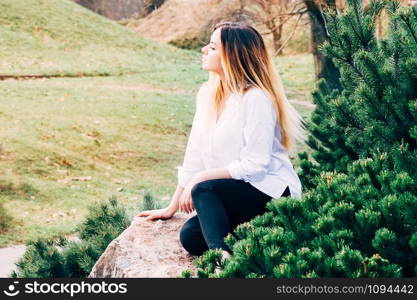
(226, 90), (277, 183)
(192, 167), (232, 183)
(177, 83), (208, 187)
(167, 184), (185, 213)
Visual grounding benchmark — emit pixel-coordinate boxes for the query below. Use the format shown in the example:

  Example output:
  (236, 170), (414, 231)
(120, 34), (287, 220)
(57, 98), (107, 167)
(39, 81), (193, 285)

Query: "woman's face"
(201, 28), (223, 75)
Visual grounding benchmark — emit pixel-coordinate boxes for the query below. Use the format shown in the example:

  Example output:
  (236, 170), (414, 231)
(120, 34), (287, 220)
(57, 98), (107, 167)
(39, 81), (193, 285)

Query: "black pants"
(179, 179), (290, 256)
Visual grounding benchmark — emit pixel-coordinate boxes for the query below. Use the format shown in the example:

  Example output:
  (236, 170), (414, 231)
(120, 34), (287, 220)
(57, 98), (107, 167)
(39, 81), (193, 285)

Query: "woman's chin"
(202, 64), (212, 71)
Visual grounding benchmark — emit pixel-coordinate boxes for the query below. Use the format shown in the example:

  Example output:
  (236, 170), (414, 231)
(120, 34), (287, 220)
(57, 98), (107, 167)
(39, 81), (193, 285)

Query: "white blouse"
(176, 82), (302, 199)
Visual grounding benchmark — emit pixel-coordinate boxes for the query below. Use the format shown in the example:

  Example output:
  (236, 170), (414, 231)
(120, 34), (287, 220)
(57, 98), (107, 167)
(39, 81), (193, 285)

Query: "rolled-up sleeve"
(226, 91), (277, 182)
(177, 84), (207, 188)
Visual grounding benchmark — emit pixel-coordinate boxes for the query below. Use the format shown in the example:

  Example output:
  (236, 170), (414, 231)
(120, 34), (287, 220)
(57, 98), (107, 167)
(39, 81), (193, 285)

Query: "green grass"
(0, 78), (195, 246)
(0, 0), (207, 90)
(275, 54), (315, 102)
(0, 0), (316, 247)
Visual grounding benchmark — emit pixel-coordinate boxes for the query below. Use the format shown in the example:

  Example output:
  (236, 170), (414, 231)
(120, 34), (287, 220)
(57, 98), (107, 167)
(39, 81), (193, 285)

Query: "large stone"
(89, 213), (198, 278)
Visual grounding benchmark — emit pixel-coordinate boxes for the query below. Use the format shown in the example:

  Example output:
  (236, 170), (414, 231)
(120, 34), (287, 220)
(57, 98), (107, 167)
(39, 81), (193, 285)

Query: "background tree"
(238, 0), (343, 90)
(298, 0), (417, 188)
(238, 0), (308, 55)
(303, 0), (342, 91)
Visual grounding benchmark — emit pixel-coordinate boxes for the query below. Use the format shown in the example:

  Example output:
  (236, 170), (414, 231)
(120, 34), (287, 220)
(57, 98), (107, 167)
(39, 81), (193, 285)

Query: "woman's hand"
(179, 174), (205, 214)
(137, 207), (176, 221)
(178, 183), (194, 214)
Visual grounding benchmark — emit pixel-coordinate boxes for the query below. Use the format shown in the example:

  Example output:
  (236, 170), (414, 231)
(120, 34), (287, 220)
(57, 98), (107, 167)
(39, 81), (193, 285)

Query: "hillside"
(126, 0), (240, 49)
(127, 0), (310, 53)
(0, 0), (201, 82)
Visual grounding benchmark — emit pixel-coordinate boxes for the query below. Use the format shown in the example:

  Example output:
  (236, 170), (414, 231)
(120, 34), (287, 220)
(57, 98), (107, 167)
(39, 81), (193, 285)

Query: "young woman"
(138, 22), (307, 260)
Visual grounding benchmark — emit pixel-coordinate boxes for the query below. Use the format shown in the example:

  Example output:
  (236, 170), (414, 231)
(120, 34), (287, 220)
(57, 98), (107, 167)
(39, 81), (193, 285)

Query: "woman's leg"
(190, 179), (290, 253)
(179, 214), (209, 256)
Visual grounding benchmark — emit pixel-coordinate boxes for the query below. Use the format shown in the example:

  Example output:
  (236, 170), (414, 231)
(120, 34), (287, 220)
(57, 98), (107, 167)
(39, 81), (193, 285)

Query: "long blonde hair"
(202, 21), (307, 154)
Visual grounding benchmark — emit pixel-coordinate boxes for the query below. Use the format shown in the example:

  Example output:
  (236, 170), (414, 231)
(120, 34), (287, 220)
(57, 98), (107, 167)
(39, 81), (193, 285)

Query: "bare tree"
(238, 0), (342, 89)
(240, 0), (308, 55)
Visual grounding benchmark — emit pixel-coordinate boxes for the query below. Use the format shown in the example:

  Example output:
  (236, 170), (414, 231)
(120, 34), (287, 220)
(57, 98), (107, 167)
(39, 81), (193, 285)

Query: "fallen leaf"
(62, 159), (72, 167)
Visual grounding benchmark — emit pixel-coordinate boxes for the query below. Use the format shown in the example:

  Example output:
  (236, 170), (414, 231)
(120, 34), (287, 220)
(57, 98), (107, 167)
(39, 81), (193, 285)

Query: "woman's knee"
(179, 223), (193, 251)
(191, 180), (214, 204)
(179, 221), (204, 256)
(191, 180), (212, 194)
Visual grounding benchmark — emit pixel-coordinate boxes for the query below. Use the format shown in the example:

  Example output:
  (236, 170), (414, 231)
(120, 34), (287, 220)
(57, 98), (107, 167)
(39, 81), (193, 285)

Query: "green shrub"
(12, 196), (129, 278)
(139, 191), (162, 211)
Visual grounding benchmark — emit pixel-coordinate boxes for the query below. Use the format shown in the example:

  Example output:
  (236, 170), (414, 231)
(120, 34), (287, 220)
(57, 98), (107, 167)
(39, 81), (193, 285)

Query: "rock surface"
(89, 213), (198, 278)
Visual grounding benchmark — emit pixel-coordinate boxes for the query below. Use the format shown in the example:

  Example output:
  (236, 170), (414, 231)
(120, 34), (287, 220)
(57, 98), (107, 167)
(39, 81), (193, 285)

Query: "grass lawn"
(0, 0), (316, 247)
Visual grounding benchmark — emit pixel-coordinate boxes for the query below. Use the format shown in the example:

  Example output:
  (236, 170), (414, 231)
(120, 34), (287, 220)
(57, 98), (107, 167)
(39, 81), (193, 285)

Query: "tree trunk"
(304, 0), (342, 91)
(272, 22), (284, 55)
(266, 18), (284, 56)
